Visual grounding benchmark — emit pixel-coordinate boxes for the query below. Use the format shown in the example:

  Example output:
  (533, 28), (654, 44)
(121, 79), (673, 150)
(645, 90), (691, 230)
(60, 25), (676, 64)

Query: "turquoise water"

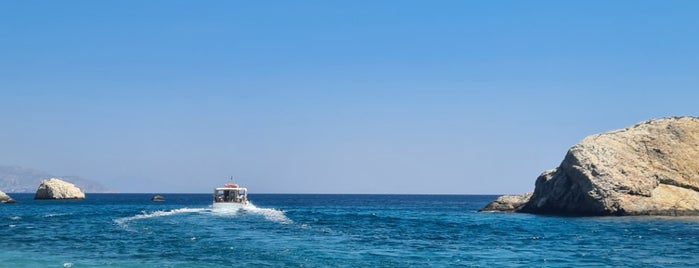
(1, 194), (699, 267)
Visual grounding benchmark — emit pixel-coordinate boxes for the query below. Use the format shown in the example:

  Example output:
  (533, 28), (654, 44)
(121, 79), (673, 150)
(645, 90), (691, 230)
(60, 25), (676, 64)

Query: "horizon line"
(6, 192), (507, 196)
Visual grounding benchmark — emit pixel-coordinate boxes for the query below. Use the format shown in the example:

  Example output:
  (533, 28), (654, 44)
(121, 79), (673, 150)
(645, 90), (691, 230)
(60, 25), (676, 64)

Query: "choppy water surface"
(1, 194), (698, 267)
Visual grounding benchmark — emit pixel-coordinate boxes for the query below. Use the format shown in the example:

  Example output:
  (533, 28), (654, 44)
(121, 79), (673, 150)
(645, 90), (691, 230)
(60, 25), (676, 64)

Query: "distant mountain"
(0, 165), (109, 193)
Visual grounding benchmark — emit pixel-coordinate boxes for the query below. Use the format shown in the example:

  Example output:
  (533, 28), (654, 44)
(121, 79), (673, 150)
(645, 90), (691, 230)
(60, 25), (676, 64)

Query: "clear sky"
(1, 1), (698, 194)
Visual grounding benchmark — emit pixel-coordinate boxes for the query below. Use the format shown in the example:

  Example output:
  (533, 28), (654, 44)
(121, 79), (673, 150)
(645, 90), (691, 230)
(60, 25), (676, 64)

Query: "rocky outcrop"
(34, 178), (86, 200)
(482, 116), (699, 216)
(479, 192), (532, 212)
(0, 190), (15, 203)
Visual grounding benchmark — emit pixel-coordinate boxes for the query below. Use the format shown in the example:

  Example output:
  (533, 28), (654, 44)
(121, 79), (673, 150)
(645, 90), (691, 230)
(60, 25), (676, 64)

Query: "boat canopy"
(213, 186), (248, 203)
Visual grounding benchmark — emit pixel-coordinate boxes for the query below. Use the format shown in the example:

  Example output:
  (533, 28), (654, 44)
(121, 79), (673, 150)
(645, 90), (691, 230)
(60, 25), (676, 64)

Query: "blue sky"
(1, 1), (698, 193)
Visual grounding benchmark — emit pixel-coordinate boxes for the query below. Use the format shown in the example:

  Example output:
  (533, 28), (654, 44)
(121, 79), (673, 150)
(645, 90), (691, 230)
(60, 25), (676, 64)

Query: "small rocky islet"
(0, 190), (15, 203)
(34, 178), (86, 200)
(482, 116), (699, 216)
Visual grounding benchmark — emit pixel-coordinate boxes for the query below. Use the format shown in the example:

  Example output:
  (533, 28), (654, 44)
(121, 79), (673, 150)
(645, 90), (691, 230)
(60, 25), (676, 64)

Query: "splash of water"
(243, 202), (293, 224)
(210, 202), (293, 224)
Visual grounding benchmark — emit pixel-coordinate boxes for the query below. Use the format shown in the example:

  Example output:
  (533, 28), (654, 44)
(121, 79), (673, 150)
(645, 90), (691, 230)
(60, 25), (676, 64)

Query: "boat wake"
(244, 202), (292, 224)
(114, 203), (292, 229)
(114, 207), (207, 228)
(212, 202), (293, 224)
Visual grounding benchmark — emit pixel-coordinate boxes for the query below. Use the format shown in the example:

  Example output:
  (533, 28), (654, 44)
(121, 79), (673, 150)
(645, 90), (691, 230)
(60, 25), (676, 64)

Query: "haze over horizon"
(1, 1), (698, 194)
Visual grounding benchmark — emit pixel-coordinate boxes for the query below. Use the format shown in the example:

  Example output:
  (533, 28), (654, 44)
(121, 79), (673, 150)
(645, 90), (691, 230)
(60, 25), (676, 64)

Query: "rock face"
(35, 178), (86, 200)
(482, 116), (699, 216)
(0, 190), (15, 203)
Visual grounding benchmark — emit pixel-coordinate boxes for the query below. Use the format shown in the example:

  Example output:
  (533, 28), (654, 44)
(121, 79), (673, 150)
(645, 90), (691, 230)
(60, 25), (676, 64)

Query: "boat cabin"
(213, 184), (248, 204)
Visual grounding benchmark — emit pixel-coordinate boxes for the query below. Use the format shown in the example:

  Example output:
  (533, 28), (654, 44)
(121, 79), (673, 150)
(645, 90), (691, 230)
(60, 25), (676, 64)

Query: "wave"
(44, 213), (72, 218)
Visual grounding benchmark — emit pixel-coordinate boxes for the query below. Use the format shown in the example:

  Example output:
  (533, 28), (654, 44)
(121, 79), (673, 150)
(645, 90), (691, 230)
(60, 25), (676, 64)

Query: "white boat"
(212, 183), (249, 210)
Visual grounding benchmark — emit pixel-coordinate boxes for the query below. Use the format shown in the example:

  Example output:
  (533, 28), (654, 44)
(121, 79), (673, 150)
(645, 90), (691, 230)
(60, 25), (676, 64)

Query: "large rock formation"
(35, 178), (86, 200)
(482, 116), (699, 216)
(0, 190), (15, 203)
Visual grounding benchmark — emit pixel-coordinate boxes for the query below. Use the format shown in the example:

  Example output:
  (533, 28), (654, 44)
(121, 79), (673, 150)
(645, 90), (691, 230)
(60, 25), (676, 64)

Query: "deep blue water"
(1, 193), (699, 267)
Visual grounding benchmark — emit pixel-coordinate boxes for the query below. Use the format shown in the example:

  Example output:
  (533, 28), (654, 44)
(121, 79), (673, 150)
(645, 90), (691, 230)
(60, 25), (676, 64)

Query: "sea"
(1, 194), (699, 267)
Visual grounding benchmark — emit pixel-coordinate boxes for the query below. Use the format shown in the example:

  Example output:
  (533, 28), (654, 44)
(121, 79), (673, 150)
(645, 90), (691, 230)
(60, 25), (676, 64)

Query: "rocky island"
(35, 178), (86, 200)
(482, 116), (699, 216)
(0, 190), (15, 203)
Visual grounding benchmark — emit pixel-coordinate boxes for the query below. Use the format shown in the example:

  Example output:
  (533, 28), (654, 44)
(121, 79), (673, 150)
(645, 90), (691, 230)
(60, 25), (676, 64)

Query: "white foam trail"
(209, 206), (243, 216)
(243, 202), (292, 224)
(115, 203), (292, 229)
(114, 207), (208, 227)
(210, 202), (292, 224)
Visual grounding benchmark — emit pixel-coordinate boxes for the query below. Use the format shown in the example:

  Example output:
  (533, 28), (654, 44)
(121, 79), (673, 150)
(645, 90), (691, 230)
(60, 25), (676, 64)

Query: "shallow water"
(1, 194), (698, 267)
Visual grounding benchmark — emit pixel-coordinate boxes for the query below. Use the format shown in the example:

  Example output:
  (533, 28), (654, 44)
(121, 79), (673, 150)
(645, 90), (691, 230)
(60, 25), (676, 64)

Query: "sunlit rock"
(482, 116), (699, 216)
(479, 192), (532, 212)
(0, 190), (15, 203)
(34, 178), (86, 200)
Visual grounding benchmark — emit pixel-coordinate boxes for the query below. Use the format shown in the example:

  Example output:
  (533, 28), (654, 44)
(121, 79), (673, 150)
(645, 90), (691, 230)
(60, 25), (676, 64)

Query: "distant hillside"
(0, 165), (109, 193)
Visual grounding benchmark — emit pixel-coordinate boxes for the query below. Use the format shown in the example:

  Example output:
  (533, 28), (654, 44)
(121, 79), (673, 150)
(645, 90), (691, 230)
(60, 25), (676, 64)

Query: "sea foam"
(114, 207), (207, 227)
(243, 202), (293, 224)
(210, 202), (293, 224)
(114, 204), (292, 229)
